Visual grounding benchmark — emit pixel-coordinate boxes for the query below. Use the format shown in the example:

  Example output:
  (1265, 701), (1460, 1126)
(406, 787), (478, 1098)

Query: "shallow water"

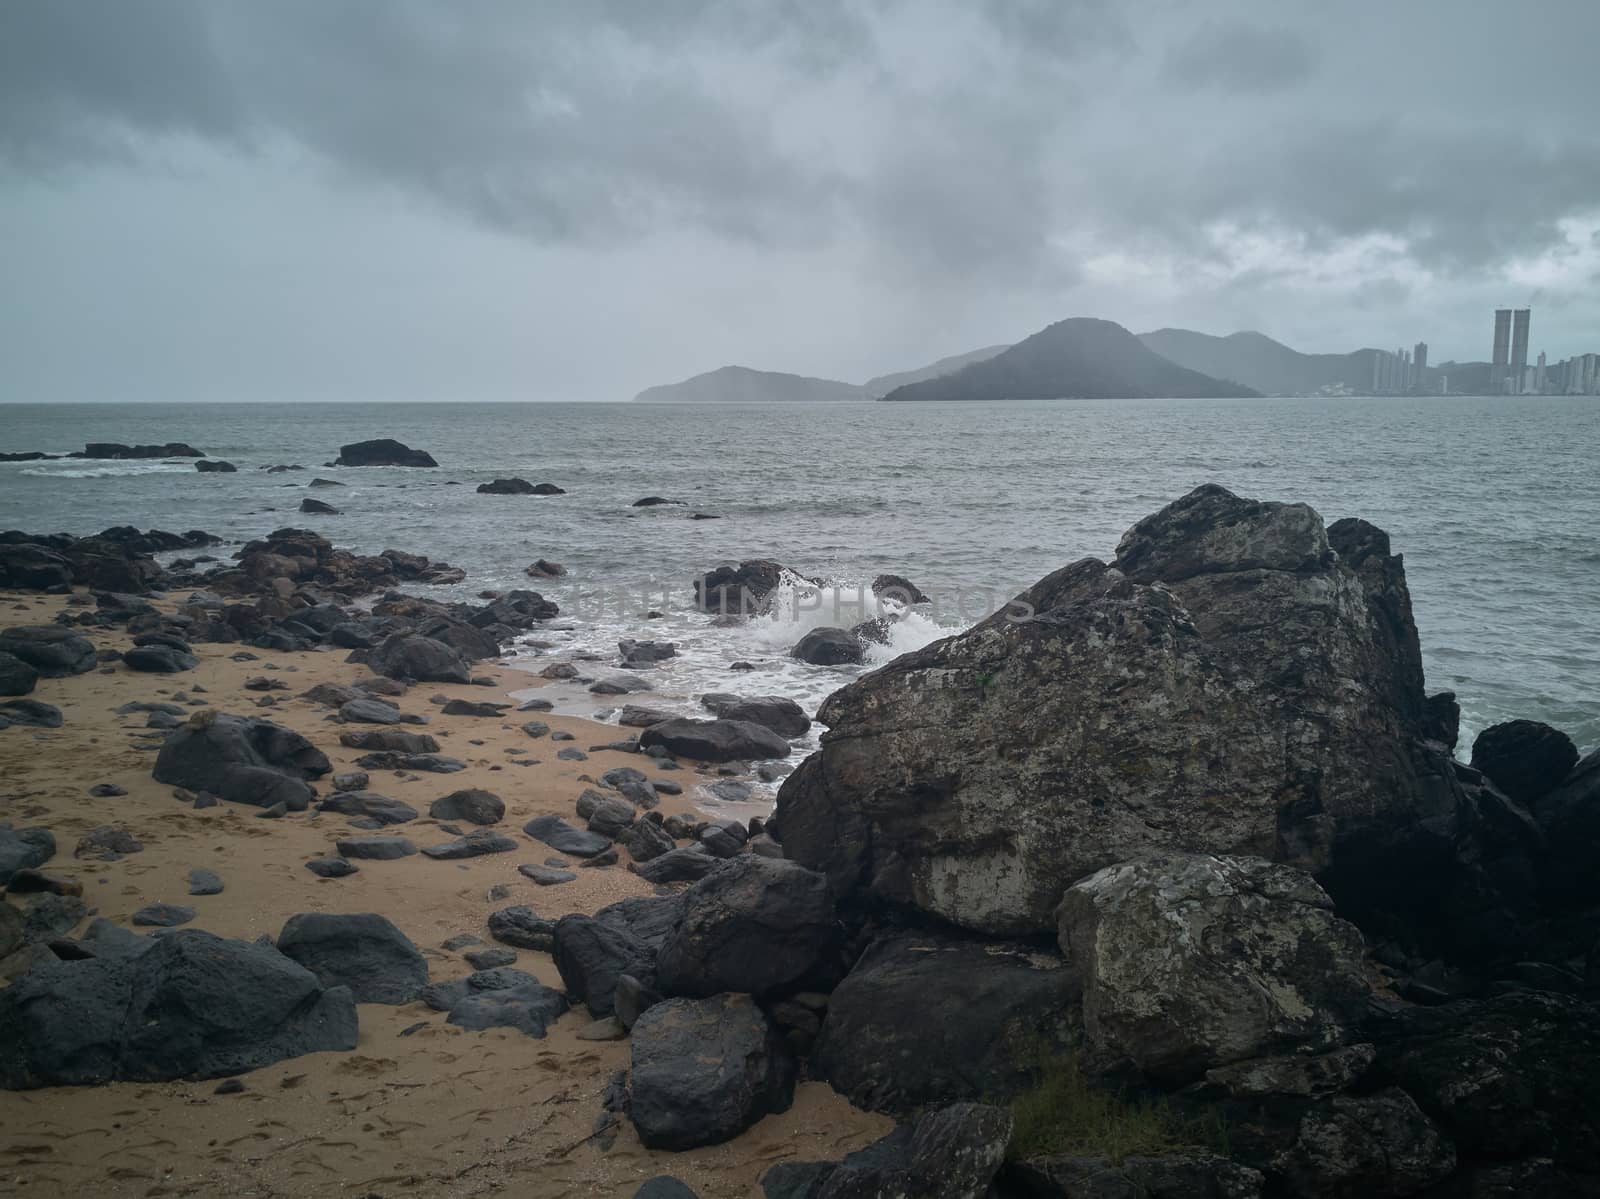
(4, 396), (1597, 773)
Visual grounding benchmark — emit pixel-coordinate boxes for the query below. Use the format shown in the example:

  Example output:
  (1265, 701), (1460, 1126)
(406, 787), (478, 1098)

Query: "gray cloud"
(1, 0), (1598, 402)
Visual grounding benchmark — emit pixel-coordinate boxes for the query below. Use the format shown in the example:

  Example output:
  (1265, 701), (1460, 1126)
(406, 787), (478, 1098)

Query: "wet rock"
(0, 929), (357, 1087)
(657, 857), (834, 999)
(871, 573), (931, 606)
(429, 788), (504, 825)
(334, 835), (417, 860)
(476, 477), (537, 494)
(1471, 719), (1580, 805)
(638, 718), (791, 763)
(790, 627), (865, 666)
(695, 559), (786, 615)
(1057, 853), (1368, 1084)
(298, 497), (340, 515)
(629, 993), (795, 1150)
(333, 438), (437, 467)
(153, 712), (329, 811)
(277, 912), (428, 1004)
(698, 693), (810, 737)
(631, 845), (719, 884)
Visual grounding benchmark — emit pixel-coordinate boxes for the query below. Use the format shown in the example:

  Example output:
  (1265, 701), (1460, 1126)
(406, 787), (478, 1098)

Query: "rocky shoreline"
(1, 483), (1597, 1197)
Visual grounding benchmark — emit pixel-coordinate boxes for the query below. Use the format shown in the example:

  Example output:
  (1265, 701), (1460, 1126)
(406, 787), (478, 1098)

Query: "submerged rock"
(333, 438), (437, 467)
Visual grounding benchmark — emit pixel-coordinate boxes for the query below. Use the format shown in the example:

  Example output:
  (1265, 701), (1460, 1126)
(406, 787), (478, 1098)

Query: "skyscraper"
(1511, 309), (1531, 388)
(1535, 352), (1547, 395)
(1491, 308), (1512, 394)
(1413, 341), (1427, 392)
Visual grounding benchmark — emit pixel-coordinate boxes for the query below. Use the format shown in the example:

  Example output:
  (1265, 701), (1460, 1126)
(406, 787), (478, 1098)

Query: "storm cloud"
(2, 0), (1597, 401)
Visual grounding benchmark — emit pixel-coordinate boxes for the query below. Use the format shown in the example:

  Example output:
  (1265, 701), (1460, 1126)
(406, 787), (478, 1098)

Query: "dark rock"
(447, 979), (568, 1037)
(1471, 719), (1580, 805)
(524, 815), (612, 857)
(318, 791), (418, 825)
(790, 627), (865, 666)
(699, 819), (749, 859)
(122, 643), (198, 673)
(633, 496), (682, 507)
(74, 825), (143, 858)
(476, 477), (537, 494)
(631, 845), (719, 884)
(422, 829), (518, 860)
(441, 699), (509, 717)
(657, 857), (834, 998)
(527, 559), (566, 577)
(277, 912), (428, 1004)
(429, 788), (504, 825)
(305, 856), (358, 879)
(333, 438), (438, 468)
(338, 698), (404, 725)
(21, 893), (87, 942)
(586, 794), (638, 838)
(638, 718), (790, 763)
(187, 868), (225, 896)
(153, 713), (329, 811)
(1421, 691), (1460, 751)
(132, 903), (195, 927)
(629, 993), (795, 1150)
(699, 693), (811, 737)
(5, 869), (81, 897)
(0, 699), (63, 728)
(621, 819), (674, 863)
(352, 751), (465, 774)
(619, 639), (677, 667)
(0, 929), (357, 1088)
(619, 705), (674, 728)
(552, 915), (654, 1018)
(695, 559), (787, 615)
(1057, 853), (1368, 1084)
(812, 933), (1076, 1115)
(1271, 1087), (1454, 1198)
(634, 1178), (699, 1199)
(76, 442), (204, 460)
(0, 626), (96, 677)
(518, 863), (577, 886)
(335, 835), (417, 860)
(1006, 1152), (1264, 1199)
(339, 728), (440, 753)
(367, 633), (472, 683)
(870, 574), (931, 606)
(195, 459), (237, 473)
(0, 651), (39, 696)
(487, 905), (557, 951)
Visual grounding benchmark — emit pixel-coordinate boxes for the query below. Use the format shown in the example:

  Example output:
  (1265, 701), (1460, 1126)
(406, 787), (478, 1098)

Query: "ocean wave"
(18, 460), (200, 479)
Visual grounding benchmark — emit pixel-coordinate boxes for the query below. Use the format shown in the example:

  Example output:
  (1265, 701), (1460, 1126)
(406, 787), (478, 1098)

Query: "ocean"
(4, 396), (1597, 774)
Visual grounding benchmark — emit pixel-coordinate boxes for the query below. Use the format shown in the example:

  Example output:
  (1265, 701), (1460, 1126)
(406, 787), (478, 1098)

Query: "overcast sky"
(3, 0), (1597, 403)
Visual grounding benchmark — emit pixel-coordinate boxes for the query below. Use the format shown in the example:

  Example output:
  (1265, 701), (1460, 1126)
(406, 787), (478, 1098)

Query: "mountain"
(880, 318), (1258, 402)
(1139, 328), (1408, 396)
(632, 365), (865, 404)
(861, 344), (1010, 396)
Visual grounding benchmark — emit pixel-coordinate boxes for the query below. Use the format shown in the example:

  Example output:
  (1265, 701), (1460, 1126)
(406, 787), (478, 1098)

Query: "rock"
(422, 829), (519, 860)
(551, 915), (653, 1018)
(1202, 1044), (1376, 1099)
(699, 818), (749, 859)
(619, 639), (677, 666)
(621, 819), (674, 863)
(305, 857), (358, 878)
(1057, 854), (1368, 1084)
(695, 559), (787, 614)
(5, 869), (80, 897)
(335, 835), (418, 860)
(630, 993), (795, 1150)
(187, 868), (225, 896)
(0, 651), (38, 696)
(476, 477), (537, 494)
(0, 929), (357, 1088)
(339, 728), (440, 753)
(0, 902), (25, 961)
(524, 815), (612, 858)
(75, 441), (204, 460)
(303, 682), (364, 708)
(631, 845), (720, 884)
(339, 698), (404, 725)
(527, 559), (566, 577)
(464, 947), (517, 970)
(366, 634), (472, 683)
(811, 933), (1076, 1114)
(871, 573), (931, 606)
(0, 699), (62, 728)
(589, 675), (653, 696)
(1534, 748), (1600, 908)
(487, 905), (557, 951)
(153, 713), (329, 811)
(429, 788), (504, 825)
(440, 699), (509, 718)
(1271, 1088), (1455, 1198)
(317, 791), (419, 825)
(807, 1103), (1012, 1199)
(353, 751), (465, 774)
(775, 485), (1479, 942)
(633, 496), (682, 507)
(21, 893), (86, 942)
(277, 912), (428, 1004)
(638, 718), (791, 763)
(518, 863), (577, 886)
(447, 979), (569, 1037)
(1005, 1153), (1264, 1199)
(618, 705), (674, 728)
(541, 662), (579, 680)
(657, 857), (834, 998)
(333, 438), (437, 467)
(298, 497), (340, 515)
(586, 794), (638, 838)
(132, 903), (195, 927)
(195, 459), (237, 472)
(634, 1178), (699, 1199)
(1470, 720), (1580, 805)
(1373, 990), (1600, 1172)
(123, 643), (198, 673)
(699, 693), (811, 737)
(74, 826), (143, 858)
(790, 627), (865, 666)
(0, 626), (96, 677)
(520, 719), (551, 738)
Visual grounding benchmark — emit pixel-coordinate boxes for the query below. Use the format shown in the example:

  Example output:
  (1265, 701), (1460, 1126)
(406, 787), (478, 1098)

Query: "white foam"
(18, 460), (199, 479)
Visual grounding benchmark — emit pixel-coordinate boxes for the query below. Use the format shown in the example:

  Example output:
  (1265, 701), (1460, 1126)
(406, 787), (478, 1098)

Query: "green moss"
(1007, 1051), (1226, 1164)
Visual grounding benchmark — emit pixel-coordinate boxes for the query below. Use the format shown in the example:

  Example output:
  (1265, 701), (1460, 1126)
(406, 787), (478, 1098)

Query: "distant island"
(631, 347), (1009, 403)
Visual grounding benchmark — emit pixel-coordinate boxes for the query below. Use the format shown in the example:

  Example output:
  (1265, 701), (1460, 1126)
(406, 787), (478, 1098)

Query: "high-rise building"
(1511, 309), (1531, 380)
(1535, 352), (1547, 395)
(1491, 308), (1512, 393)
(1414, 341), (1428, 380)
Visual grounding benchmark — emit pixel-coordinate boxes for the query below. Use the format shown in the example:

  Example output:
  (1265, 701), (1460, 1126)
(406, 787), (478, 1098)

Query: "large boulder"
(629, 993), (795, 1150)
(771, 1103), (1013, 1199)
(791, 627), (866, 666)
(153, 713), (330, 810)
(638, 718), (792, 763)
(0, 826), (55, 886)
(656, 857), (835, 998)
(476, 477), (535, 494)
(333, 438), (437, 467)
(366, 634), (472, 683)
(699, 693), (811, 738)
(0, 626), (96, 677)
(694, 559), (787, 614)
(1270, 1088), (1455, 1198)
(0, 651), (38, 697)
(0, 930), (357, 1088)
(276, 913), (428, 1004)
(775, 485), (1479, 940)
(811, 933), (1077, 1114)
(1057, 854), (1367, 1084)
(1470, 719), (1580, 805)
(429, 788), (504, 825)
(1533, 748), (1600, 908)
(552, 915), (656, 1019)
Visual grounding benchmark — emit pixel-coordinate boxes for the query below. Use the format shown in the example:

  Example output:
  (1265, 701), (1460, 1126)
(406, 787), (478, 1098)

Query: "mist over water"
(4, 396), (1597, 769)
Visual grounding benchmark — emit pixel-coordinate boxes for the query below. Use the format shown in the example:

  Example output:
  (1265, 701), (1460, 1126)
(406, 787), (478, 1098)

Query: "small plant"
(1007, 1050), (1224, 1164)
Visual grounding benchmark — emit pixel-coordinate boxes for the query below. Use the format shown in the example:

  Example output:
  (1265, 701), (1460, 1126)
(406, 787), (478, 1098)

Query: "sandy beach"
(0, 589), (888, 1198)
